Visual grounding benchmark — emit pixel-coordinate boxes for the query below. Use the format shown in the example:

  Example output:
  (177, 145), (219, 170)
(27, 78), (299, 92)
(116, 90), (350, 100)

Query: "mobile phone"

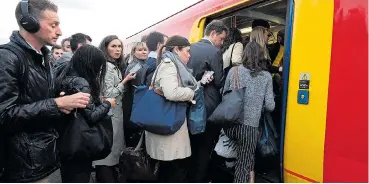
(205, 71), (214, 79)
(131, 73), (137, 79)
(201, 71), (214, 84)
(129, 64), (142, 73)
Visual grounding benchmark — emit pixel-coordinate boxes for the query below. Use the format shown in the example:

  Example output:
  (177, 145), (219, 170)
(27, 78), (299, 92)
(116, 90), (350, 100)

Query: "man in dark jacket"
(141, 31), (168, 86)
(0, 0), (90, 182)
(53, 33), (92, 76)
(187, 20), (228, 182)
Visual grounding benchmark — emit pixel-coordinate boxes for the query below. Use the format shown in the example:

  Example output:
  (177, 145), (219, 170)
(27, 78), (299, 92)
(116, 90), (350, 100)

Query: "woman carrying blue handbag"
(130, 35), (210, 182)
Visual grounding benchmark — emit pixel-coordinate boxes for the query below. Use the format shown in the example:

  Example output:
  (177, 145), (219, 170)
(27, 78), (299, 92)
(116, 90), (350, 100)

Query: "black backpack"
(0, 42), (29, 180)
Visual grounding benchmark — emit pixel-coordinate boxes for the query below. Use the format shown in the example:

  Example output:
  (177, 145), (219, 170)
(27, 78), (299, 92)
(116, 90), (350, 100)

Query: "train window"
(208, 0), (287, 45)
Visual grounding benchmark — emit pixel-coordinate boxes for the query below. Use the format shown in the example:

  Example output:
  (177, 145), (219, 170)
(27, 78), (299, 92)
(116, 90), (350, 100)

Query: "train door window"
(206, 0), (287, 45)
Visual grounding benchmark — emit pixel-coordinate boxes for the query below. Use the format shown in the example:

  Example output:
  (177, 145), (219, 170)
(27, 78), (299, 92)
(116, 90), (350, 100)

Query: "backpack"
(0, 42), (29, 94)
(0, 42), (29, 180)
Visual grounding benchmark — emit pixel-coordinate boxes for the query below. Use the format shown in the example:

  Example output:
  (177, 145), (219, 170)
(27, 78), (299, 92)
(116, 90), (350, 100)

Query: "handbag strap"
(134, 131), (145, 151)
(263, 117), (269, 140)
(150, 58), (184, 90)
(233, 66), (240, 89)
(230, 43), (236, 65)
(264, 112), (279, 138)
(150, 62), (163, 88)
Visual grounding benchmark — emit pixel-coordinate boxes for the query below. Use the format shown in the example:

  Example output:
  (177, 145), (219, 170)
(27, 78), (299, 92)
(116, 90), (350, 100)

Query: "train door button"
(297, 90), (309, 105)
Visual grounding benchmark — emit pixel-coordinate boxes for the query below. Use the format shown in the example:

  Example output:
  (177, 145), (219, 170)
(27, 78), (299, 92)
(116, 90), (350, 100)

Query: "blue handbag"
(130, 61), (188, 135)
(187, 86), (207, 135)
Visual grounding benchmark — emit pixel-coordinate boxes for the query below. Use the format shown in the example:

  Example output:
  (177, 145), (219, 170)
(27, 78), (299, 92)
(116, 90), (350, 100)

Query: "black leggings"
(95, 165), (118, 183)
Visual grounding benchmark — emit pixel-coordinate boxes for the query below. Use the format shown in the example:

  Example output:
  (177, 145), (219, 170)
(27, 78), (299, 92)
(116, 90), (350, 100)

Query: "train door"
(189, 0), (368, 182)
(189, 0), (292, 182)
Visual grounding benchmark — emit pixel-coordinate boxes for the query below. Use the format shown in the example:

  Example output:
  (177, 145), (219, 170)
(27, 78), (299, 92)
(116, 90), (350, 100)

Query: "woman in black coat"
(55, 45), (116, 183)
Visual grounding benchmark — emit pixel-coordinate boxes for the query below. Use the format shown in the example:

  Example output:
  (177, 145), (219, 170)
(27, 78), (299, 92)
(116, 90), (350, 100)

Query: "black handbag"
(119, 132), (159, 182)
(257, 112), (279, 157)
(208, 66), (245, 126)
(59, 113), (113, 161)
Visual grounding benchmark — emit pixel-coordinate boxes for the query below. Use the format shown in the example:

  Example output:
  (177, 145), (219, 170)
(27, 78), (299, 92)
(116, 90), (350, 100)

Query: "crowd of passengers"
(0, 0), (285, 183)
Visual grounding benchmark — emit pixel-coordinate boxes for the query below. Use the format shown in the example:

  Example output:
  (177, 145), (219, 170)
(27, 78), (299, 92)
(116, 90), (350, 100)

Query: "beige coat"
(145, 60), (195, 161)
(222, 42), (244, 69)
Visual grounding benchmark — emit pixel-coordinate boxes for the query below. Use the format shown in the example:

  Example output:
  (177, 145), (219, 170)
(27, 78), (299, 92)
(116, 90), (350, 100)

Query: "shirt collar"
(202, 37), (214, 46)
(148, 51), (157, 59)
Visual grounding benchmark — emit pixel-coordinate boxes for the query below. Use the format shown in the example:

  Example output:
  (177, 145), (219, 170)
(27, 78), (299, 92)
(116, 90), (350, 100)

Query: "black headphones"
(20, 0), (40, 33)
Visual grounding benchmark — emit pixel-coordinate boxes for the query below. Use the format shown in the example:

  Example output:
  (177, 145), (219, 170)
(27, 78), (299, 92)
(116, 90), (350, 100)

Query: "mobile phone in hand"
(201, 71), (214, 84)
(205, 71), (214, 79)
(129, 64), (142, 73)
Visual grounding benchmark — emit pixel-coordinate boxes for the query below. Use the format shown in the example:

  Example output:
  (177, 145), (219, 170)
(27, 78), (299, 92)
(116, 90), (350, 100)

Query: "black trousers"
(187, 123), (221, 182)
(95, 165), (119, 183)
(157, 158), (188, 183)
(60, 160), (92, 183)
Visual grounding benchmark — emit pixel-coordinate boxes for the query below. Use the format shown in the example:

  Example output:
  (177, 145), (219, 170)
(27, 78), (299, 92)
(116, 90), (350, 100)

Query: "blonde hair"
(129, 42), (146, 63)
(250, 26), (270, 60)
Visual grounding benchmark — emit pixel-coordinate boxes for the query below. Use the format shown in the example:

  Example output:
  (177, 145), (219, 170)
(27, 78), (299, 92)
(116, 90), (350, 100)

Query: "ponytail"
(156, 44), (166, 66)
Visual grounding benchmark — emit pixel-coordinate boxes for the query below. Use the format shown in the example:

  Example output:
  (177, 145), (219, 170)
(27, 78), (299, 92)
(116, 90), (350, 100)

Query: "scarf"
(162, 51), (198, 90)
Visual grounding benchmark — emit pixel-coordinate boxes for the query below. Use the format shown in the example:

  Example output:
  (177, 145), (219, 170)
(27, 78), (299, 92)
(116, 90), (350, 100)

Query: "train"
(124, 0), (368, 182)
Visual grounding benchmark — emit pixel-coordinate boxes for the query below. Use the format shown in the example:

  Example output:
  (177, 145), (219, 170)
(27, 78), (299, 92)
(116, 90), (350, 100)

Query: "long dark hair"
(99, 35), (126, 73)
(56, 45), (107, 104)
(242, 42), (268, 76)
(157, 35), (190, 65)
(221, 27), (243, 54)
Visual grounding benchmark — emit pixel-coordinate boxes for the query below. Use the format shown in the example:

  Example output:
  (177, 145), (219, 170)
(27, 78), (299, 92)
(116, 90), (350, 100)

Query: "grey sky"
(0, 0), (199, 45)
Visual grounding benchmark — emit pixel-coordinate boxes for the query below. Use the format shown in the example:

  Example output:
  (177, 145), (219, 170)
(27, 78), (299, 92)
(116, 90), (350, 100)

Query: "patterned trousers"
(225, 124), (259, 183)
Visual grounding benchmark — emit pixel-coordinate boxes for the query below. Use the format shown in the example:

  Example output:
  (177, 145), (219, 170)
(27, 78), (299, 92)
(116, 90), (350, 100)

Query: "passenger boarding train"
(124, 0), (368, 182)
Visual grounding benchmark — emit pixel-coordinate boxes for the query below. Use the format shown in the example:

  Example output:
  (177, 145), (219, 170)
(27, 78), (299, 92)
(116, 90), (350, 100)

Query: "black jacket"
(60, 75), (111, 127)
(188, 39), (224, 117)
(267, 42), (284, 73)
(0, 31), (62, 182)
(59, 74), (112, 161)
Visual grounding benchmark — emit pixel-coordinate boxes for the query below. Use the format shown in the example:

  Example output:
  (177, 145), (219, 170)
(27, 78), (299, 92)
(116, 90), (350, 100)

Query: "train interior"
(206, 0), (289, 182)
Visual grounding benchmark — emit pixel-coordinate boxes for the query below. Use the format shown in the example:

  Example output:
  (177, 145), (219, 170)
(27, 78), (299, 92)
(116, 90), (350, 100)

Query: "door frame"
(279, 0), (295, 182)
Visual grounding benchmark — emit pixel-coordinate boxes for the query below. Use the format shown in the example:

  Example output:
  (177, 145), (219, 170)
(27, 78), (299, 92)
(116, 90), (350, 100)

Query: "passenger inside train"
(210, 0), (288, 182)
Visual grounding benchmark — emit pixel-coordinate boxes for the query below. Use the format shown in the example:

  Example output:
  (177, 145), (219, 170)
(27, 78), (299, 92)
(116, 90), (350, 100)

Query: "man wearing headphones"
(0, 0), (90, 182)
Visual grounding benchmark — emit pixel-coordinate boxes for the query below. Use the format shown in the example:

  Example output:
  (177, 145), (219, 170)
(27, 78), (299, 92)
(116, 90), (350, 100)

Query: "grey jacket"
(93, 62), (125, 166)
(223, 66), (275, 127)
(53, 52), (73, 77)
